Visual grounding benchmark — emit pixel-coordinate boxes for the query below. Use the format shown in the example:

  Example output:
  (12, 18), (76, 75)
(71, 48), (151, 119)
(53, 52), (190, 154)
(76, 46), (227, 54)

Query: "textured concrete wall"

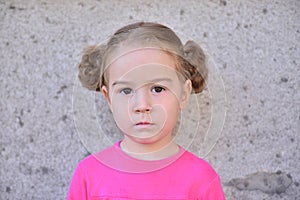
(1, 0), (299, 199)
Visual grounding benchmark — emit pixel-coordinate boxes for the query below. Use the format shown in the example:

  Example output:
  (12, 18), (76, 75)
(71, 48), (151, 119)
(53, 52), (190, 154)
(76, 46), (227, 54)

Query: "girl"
(68, 22), (225, 199)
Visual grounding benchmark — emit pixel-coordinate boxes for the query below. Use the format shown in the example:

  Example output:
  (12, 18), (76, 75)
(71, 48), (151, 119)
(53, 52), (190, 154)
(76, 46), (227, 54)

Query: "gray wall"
(1, 0), (299, 199)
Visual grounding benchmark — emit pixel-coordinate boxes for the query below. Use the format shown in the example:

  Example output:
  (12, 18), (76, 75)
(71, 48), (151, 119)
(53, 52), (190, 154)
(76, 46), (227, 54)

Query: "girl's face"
(101, 48), (191, 145)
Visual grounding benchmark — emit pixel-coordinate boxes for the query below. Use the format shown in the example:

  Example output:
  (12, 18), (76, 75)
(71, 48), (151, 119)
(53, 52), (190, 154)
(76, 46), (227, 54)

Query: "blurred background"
(1, 0), (299, 199)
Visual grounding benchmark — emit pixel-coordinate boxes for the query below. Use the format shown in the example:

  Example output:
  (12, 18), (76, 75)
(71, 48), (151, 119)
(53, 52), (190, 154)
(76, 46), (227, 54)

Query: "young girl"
(68, 22), (225, 199)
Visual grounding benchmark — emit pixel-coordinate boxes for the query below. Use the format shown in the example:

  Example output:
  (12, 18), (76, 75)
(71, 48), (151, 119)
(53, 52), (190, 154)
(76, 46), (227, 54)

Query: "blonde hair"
(78, 22), (208, 93)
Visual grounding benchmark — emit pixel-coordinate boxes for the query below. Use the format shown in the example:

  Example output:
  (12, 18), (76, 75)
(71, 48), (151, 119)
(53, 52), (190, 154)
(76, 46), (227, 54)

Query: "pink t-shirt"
(67, 142), (225, 200)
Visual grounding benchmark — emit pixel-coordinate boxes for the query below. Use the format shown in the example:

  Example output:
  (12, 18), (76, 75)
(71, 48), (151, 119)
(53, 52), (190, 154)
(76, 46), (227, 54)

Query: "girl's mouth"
(136, 122), (151, 125)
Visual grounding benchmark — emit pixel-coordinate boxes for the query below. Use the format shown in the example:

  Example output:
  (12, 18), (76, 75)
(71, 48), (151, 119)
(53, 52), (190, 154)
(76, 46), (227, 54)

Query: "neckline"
(93, 141), (187, 173)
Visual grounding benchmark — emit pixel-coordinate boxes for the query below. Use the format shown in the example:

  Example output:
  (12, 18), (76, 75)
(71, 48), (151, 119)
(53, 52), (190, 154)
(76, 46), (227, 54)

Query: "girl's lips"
(136, 122), (151, 125)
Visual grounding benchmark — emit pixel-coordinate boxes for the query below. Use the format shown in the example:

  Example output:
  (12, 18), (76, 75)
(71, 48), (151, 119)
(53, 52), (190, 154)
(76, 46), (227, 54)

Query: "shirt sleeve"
(199, 175), (226, 200)
(66, 162), (88, 200)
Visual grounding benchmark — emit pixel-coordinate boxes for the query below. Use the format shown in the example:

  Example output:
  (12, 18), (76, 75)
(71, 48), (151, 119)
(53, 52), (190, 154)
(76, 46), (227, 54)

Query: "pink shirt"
(67, 142), (225, 200)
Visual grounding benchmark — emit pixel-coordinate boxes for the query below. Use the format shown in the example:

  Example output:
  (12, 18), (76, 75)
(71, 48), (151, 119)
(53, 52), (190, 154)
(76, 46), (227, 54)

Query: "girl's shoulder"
(75, 144), (117, 171)
(177, 148), (219, 177)
(164, 148), (222, 193)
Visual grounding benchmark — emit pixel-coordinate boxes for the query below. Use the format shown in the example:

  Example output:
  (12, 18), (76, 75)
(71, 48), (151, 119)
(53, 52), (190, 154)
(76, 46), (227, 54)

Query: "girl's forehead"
(106, 48), (176, 78)
(112, 64), (181, 86)
(107, 48), (177, 70)
(105, 48), (180, 84)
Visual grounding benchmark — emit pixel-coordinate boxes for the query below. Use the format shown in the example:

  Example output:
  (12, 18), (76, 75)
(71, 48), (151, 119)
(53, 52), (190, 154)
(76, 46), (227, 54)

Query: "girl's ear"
(101, 85), (112, 110)
(180, 79), (192, 110)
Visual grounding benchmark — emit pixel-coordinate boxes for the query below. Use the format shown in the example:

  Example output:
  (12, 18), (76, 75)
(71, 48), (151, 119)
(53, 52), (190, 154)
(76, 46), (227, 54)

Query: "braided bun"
(182, 40), (208, 93)
(78, 45), (106, 91)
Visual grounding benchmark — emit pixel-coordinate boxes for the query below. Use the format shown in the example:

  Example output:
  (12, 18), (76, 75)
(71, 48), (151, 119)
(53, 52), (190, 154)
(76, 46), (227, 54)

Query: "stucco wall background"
(1, 0), (299, 199)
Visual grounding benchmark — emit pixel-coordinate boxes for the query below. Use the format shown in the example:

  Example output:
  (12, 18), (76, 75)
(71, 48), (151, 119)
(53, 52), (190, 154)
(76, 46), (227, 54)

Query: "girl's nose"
(131, 90), (152, 114)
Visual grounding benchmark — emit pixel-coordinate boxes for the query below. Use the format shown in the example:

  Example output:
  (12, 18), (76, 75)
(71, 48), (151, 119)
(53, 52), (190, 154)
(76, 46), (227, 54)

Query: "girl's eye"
(120, 88), (132, 95)
(151, 86), (165, 93)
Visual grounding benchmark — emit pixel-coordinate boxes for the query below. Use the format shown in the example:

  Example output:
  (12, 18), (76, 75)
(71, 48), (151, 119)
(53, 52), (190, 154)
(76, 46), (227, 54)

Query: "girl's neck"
(120, 137), (179, 161)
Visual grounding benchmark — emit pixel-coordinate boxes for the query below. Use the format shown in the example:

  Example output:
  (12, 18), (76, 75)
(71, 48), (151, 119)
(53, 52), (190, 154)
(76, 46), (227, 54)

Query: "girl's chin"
(124, 135), (160, 145)
(123, 132), (172, 145)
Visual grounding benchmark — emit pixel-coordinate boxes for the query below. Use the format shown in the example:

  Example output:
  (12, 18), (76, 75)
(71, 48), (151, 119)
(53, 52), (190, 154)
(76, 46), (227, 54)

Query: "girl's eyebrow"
(112, 80), (132, 87)
(149, 78), (173, 83)
(112, 78), (172, 87)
